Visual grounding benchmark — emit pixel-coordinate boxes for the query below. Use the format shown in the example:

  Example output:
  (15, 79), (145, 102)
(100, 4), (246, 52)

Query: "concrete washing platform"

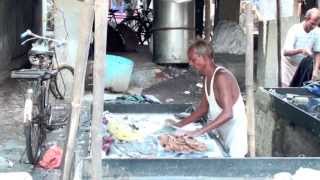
(72, 94), (320, 179)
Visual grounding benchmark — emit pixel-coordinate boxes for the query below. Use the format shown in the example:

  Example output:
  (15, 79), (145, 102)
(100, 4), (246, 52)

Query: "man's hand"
(301, 48), (313, 56)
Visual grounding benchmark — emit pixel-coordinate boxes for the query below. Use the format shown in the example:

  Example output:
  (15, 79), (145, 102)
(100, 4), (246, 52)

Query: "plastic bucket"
(104, 54), (134, 92)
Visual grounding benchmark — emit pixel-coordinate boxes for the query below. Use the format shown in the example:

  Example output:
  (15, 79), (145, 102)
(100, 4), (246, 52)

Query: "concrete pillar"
(217, 0), (240, 23)
(255, 88), (275, 156)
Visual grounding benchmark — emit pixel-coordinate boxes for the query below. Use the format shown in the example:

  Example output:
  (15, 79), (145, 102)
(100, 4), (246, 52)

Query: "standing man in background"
(282, 8), (320, 87)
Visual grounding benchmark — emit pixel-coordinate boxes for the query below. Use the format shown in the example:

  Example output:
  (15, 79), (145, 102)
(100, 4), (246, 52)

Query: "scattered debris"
(155, 71), (171, 80)
(196, 83), (203, 88)
(184, 91), (191, 95)
(154, 68), (162, 73)
(273, 167), (320, 180)
(0, 156), (14, 169)
(165, 98), (175, 103)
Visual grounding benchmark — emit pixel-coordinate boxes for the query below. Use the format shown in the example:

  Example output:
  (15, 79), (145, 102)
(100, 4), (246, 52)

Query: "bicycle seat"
(109, 9), (119, 14)
(11, 69), (48, 79)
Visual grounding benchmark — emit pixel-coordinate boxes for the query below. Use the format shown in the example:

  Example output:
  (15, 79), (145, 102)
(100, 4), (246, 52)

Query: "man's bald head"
(305, 8), (320, 20)
(304, 8), (320, 32)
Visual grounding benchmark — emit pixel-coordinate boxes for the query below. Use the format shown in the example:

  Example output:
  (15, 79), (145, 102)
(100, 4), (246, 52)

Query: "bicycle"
(120, 5), (153, 45)
(10, 29), (74, 164)
(107, 9), (139, 51)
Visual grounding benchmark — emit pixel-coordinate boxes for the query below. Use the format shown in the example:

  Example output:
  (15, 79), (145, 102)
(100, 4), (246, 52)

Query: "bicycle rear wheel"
(50, 65), (74, 100)
(121, 17), (147, 45)
(24, 84), (44, 164)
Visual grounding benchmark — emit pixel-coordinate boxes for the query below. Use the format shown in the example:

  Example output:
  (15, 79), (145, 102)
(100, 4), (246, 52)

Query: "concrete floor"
(0, 78), (70, 179)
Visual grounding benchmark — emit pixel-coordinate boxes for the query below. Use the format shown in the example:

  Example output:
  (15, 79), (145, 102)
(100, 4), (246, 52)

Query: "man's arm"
(175, 93), (209, 127)
(284, 48), (311, 57)
(187, 72), (234, 137)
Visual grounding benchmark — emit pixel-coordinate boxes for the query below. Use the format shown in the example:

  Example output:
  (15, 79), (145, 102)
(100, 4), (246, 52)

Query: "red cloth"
(39, 145), (63, 169)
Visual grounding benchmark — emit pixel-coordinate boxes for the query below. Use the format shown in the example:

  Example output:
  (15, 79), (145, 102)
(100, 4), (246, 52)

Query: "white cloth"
(204, 67), (248, 157)
(282, 23), (320, 86)
(0, 172), (32, 180)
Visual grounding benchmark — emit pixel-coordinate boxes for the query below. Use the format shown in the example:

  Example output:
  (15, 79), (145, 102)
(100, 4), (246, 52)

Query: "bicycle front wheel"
(24, 87), (43, 164)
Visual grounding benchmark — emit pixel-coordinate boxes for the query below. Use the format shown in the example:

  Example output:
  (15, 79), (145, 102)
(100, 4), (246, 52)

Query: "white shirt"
(283, 22), (320, 65)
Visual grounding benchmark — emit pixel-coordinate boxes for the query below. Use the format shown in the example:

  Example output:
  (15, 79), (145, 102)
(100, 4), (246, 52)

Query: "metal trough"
(265, 87), (320, 136)
(78, 102), (320, 179)
(81, 158), (320, 179)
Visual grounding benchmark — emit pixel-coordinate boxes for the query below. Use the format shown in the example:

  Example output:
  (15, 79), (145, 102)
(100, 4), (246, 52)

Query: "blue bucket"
(104, 54), (134, 92)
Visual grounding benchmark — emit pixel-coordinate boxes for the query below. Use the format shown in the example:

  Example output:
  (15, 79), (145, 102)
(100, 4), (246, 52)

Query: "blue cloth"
(304, 83), (320, 97)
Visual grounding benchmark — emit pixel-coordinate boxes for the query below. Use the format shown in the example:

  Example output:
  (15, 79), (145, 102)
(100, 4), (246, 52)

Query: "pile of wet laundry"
(159, 134), (208, 153)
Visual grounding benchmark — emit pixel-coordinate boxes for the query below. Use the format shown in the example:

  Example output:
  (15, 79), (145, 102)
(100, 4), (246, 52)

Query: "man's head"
(187, 39), (214, 75)
(304, 8), (320, 33)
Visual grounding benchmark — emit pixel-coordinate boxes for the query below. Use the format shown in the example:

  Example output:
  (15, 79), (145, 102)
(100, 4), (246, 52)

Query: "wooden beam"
(91, 0), (109, 179)
(276, 0), (282, 86)
(204, 0), (211, 41)
(245, 2), (256, 157)
(61, 0), (94, 179)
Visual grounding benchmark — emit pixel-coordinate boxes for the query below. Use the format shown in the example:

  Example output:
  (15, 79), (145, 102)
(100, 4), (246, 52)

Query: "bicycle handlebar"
(20, 29), (32, 39)
(20, 29), (66, 46)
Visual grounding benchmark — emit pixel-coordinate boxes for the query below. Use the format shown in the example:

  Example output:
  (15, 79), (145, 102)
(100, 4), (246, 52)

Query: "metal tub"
(265, 87), (320, 136)
(153, 0), (195, 64)
(257, 87), (320, 156)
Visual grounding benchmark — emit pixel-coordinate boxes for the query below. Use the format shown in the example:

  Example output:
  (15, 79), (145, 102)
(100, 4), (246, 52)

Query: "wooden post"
(293, 0), (301, 17)
(91, 0), (109, 179)
(276, 0), (282, 86)
(204, 0), (211, 41)
(61, 0), (94, 179)
(245, 2), (256, 157)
